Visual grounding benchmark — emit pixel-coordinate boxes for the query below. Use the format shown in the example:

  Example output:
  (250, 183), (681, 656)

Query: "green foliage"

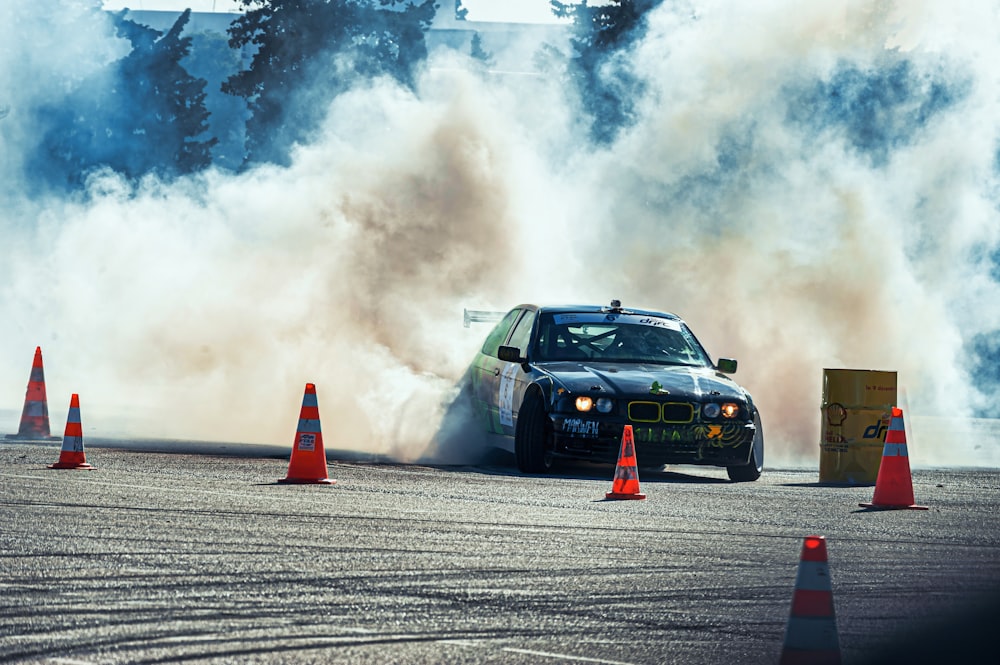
(184, 30), (249, 170)
(223, 0), (438, 166)
(550, 0), (662, 144)
(34, 9), (217, 189)
(470, 32), (493, 67)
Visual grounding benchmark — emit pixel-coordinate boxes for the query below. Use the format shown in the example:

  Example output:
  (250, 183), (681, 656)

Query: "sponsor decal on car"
(552, 313), (681, 330)
(498, 363), (519, 427)
(632, 424), (746, 446)
(649, 381), (669, 395)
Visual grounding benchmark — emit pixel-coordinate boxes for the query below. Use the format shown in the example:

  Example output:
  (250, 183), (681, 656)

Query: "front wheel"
(727, 409), (764, 482)
(514, 390), (554, 474)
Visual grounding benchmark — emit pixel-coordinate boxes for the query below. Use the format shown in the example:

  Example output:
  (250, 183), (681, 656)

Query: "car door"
(496, 308), (537, 436)
(472, 308), (522, 434)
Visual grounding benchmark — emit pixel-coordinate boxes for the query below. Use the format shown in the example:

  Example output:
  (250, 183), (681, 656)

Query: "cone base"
(278, 477), (336, 484)
(605, 492), (646, 500)
(859, 502), (928, 510)
(6, 434), (61, 442)
(48, 462), (95, 470)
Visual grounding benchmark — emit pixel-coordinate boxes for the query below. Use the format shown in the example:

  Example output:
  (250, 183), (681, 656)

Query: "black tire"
(727, 408), (764, 482)
(514, 389), (554, 474)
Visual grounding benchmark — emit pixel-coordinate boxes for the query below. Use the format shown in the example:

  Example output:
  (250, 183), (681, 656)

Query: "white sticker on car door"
(498, 363), (519, 427)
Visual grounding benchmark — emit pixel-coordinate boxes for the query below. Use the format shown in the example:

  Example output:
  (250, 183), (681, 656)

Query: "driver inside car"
(610, 325), (657, 359)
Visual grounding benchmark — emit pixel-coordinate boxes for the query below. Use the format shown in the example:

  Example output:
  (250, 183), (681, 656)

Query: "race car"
(463, 300), (764, 481)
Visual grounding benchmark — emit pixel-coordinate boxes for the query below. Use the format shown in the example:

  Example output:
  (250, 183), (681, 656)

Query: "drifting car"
(464, 300), (764, 481)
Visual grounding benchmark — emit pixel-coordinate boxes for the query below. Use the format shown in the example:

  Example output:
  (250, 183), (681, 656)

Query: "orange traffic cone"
(6, 346), (58, 441)
(48, 394), (94, 470)
(859, 407), (927, 510)
(279, 383), (335, 484)
(605, 425), (646, 500)
(780, 535), (841, 665)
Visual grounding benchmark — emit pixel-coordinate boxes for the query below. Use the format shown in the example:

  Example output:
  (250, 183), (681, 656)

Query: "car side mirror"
(716, 358), (738, 374)
(498, 345), (525, 364)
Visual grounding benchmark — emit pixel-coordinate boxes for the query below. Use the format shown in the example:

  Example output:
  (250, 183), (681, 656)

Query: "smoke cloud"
(2, 1), (998, 468)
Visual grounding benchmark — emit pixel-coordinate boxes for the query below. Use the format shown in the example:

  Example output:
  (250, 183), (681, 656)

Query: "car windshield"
(533, 312), (713, 366)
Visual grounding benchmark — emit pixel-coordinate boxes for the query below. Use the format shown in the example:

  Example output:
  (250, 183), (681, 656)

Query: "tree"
(33, 9), (217, 190)
(551, 0), (663, 144)
(125, 10), (217, 175)
(223, 0), (437, 167)
(183, 30), (250, 170)
(469, 32), (493, 68)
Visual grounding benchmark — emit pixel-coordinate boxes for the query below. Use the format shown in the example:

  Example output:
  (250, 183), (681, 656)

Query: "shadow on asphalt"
(856, 589), (1000, 665)
(18, 434), (733, 485)
(780, 480), (875, 488)
(421, 449), (732, 485)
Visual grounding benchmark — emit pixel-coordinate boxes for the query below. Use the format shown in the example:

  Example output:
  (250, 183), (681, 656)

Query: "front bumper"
(551, 414), (755, 468)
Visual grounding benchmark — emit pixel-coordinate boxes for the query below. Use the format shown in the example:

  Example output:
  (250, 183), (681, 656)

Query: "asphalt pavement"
(1, 439), (998, 664)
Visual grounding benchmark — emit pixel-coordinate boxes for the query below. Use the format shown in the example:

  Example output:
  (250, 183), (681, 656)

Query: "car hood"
(537, 362), (749, 401)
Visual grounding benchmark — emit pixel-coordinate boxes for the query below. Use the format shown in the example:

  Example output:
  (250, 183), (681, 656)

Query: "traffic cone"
(48, 394), (94, 470)
(859, 407), (928, 510)
(780, 535), (841, 665)
(279, 383), (335, 484)
(6, 346), (58, 441)
(605, 425), (646, 500)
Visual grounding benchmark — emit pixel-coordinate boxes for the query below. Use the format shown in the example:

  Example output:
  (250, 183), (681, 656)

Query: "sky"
(100, 0), (567, 23)
(4, 1), (1000, 470)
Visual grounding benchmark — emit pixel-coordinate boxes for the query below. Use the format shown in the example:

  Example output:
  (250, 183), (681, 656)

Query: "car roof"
(514, 303), (683, 322)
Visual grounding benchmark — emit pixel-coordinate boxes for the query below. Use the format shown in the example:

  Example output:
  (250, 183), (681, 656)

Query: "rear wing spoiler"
(463, 308), (505, 328)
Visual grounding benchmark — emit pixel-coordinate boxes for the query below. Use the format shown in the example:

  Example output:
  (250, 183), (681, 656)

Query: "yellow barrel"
(819, 369), (897, 484)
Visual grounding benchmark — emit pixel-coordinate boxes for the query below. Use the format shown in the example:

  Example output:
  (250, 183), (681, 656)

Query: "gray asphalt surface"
(1, 439), (998, 664)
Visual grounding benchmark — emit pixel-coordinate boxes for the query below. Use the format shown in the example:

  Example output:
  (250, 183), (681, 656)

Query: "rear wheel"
(515, 390), (554, 474)
(727, 409), (764, 482)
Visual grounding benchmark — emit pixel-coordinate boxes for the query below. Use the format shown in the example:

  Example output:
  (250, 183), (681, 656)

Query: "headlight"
(596, 397), (613, 413)
(703, 403), (740, 419)
(575, 396), (593, 412)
